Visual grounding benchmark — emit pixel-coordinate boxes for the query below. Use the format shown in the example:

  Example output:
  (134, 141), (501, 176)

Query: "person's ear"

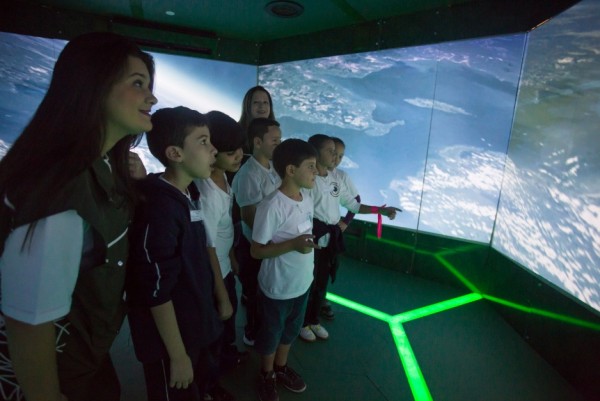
(165, 145), (183, 163)
(286, 164), (295, 177)
(253, 136), (262, 150)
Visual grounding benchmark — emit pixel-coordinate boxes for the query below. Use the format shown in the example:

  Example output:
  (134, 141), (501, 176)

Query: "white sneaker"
(310, 324), (329, 340)
(299, 326), (316, 342)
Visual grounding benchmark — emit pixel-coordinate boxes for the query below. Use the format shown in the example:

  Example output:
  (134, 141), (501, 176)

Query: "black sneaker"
(221, 345), (249, 371)
(205, 384), (236, 401)
(321, 305), (335, 320)
(274, 364), (307, 393)
(258, 371), (278, 401)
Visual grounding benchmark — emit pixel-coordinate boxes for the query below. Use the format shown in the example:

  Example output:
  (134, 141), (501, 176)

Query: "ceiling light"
(165, 10), (175, 16)
(265, 1), (304, 18)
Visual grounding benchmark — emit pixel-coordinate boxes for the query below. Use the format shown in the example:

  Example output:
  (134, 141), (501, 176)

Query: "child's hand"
(169, 353), (194, 389)
(338, 220), (348, 232)
(380, 206), (402, 220)
(128, 151), (147, 179)
(293, 234), (319, 254)
(230, 255), (240, 276)
(217, 298), (233, 321)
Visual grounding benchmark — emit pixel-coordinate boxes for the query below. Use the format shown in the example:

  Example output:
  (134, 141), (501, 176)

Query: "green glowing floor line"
(391, 293), (483, 324)
(390, 322), (433, 401)
(327, 287), (600, 331)
(362, 232), (598, 331)
(484, 295), (600, 331)
(325, 292), (436, 401)
(325, 265), (599, 401)
(325, 293), (391, 322)
(325, 292), (487, 401)
(326, 292), (484, 324)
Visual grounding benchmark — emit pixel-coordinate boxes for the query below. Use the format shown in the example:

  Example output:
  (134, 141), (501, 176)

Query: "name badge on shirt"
(190, 209), (204, 222)
(297, 219), (311, 233)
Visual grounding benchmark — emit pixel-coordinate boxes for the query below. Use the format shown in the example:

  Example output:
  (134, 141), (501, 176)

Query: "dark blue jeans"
(143, 339), (220, 401)
(304, 247), (337, 326)
(222, 271), (238, 346)
(234, 234), (262, 339)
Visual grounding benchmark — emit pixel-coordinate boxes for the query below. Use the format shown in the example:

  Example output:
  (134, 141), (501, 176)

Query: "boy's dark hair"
(331, 137), (345, 147)
(206, 111), (245, 152)
(308, 134), (333, 151)
(147, 106), (207, 167)
(248, 118), (280, 151)
(272, 139), (317, 179)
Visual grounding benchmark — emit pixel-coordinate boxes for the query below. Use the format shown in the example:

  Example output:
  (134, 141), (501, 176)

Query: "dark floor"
(111, 256), (586, 401)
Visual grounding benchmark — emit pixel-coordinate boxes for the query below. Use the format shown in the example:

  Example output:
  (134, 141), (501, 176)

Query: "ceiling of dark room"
(2, 0), (581, 65)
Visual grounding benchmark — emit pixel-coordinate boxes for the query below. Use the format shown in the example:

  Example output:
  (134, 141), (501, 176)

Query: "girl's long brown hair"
(0, 32), (155, 251)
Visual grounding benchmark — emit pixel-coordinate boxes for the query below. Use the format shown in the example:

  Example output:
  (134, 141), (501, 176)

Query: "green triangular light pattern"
(325, 248), (600, 400)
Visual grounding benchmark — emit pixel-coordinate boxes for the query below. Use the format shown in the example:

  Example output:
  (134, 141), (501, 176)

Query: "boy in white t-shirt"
(231, 118), (282, 346)
(319, 136), (360, 320)
(250, 139), (318, 401)
(195, 111), (247, 399)
(330, 137), (360, 228)
(300, 134), (401, 342)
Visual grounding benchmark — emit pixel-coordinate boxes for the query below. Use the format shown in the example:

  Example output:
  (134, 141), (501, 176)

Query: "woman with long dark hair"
(0, 32), (157, 401)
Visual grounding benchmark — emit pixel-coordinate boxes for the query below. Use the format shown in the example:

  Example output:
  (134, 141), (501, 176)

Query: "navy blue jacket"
(127, 173), (222, 363)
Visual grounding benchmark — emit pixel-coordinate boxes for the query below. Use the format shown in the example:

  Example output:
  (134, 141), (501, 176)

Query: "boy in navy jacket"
(127, 106), (229, 401)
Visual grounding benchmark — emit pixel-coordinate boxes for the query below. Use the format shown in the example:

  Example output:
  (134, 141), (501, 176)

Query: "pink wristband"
(371, 206), (383, 238)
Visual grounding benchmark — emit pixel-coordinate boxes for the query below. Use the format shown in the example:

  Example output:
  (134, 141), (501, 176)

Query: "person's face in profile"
(178, 126), (217, 179)
(318, 140), (337, 170)
(334, 143), (345, 168)
(292, 157), (318, 190)
(256, 125), (281, 160)
(105, 56), (157, 144)
(214, 147), (244, 173)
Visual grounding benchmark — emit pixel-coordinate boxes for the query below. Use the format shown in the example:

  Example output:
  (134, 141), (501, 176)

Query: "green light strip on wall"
(432, 255), (600, 330)
(363, 230), (600, 333)
(365, 233), (416, 251)
(433, 254), (480, 293)
(434, 244), (481, 257)
(484, 295), (600, 331)
(392, 293), (483, 324)
(390, 322), (433, 401)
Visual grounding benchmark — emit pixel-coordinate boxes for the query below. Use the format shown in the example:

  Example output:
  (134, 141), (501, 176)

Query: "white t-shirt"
(252, 190), (314, 300)
(195, 174), (234, 277)
(0, 210), (83, 324)
(331, 168), (359, 200)
(310, 171), (361, 225)
(231, 157), (281, 241)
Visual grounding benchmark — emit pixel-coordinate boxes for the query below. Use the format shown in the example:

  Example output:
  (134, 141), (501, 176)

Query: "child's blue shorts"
(255, 288), (310, 355)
